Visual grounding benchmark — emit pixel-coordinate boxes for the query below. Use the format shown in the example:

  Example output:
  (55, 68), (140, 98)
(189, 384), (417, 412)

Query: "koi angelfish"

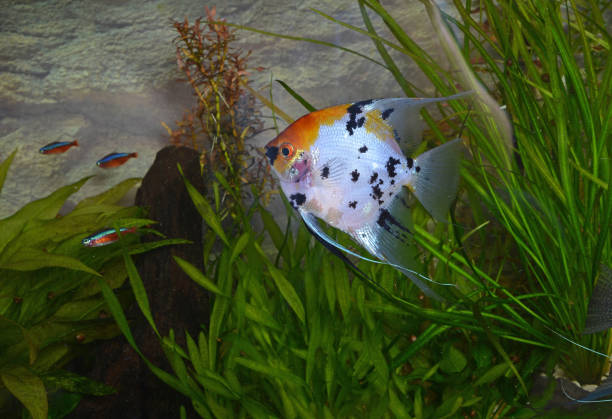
(265, 92), (472, 299)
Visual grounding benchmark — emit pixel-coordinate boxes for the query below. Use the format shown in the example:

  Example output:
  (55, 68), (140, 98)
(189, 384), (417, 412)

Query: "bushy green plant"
(102, 166), (555, 417)
(0, 150), (186, 418)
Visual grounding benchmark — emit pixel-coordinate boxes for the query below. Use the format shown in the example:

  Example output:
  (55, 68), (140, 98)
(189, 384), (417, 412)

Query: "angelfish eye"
(280, 143), (295, 159)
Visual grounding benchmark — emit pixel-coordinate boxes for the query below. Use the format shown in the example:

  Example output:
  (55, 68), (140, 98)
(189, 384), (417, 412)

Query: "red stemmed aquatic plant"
(165, 7), (273, 206)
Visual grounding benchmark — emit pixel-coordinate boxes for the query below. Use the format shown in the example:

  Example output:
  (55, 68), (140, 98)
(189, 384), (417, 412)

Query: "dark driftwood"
(68, 146), (209, 418)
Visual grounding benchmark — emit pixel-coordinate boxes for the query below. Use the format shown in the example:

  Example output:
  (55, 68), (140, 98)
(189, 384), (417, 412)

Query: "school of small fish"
(39, 138), (139, 246)
(39, 139), (137, 169)
(265, 92), (471, 298)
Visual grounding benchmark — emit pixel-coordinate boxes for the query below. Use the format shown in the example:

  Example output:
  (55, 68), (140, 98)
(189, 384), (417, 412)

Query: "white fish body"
(265, 93), (470, 298)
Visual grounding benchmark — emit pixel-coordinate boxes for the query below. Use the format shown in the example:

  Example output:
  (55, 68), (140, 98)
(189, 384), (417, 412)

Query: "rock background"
(0, 0), (442, 217)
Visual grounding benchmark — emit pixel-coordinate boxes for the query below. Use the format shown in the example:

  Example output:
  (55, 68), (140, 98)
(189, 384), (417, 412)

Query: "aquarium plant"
(0, 150), (186, 418)
(98, 0), (611, 417)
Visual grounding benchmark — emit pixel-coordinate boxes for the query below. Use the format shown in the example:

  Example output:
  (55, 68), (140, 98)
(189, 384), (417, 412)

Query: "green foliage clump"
(102, 168), (538, 417)
(0, 150), (186, 418)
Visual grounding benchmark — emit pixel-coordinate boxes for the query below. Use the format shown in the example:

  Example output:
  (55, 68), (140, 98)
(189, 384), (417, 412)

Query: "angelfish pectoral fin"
(350, 189), (453, 301)
(301, 211), (381, 264)
(300, 211), (444, 301)
(412, 138), (463, 222)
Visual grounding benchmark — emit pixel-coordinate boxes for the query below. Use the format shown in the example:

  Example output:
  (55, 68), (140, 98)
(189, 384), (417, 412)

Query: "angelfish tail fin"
(411, 138), (463, 222)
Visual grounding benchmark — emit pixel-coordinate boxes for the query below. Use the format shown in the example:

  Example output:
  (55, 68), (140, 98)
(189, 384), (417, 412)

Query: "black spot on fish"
(393, 129), (401, 142)
(358, 145), (368, 153)
(388, 192), (393, 197)
(265, 146), (279, 165)
(357, 117), (365, 128)
(348, 200), (357, 209)
(407, 157), (414, 169)
(369, 172), (378, 184)
(385, 156), (401, 178)
(415, 166), (421, 173)
(346, 99), (373, 135)
(370, 184), (384, 205)
(390, 179), (395, 185)
(351, 169), (360, 182)
(381, 108), (394, 120)
(321, 166), (330, 179)
(289, 193), (306, 209)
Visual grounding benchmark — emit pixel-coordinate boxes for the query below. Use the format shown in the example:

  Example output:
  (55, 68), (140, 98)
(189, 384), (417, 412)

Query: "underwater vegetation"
(0, 151), (187, 418)
(1, 0), (610, 417)
(163, 6), (274, 209)
(89, 0), (610, 417)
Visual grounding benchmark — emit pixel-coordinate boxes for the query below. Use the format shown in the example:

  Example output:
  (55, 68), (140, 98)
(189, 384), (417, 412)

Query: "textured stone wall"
(0, 0), (440, 217)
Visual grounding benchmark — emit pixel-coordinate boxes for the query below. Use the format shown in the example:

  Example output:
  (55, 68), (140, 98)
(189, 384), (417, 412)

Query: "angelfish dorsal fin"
(299, 210), (449, 300)
(350, 188), (453, 300)
(365, 91), (473, 152)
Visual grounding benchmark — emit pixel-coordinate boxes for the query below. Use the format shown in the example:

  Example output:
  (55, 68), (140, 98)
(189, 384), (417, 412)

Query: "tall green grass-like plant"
(105, 166), (574, 417)
(421, 0), (611, 383)
(367, 0), (610, 383)
(224, 0), (611, 387)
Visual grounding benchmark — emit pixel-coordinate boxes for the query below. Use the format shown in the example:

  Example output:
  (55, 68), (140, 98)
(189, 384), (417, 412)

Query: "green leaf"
(234, 357), (306, 387)
(440, 345), (467, 374)
(1, 366), (48, 419)
(185, 332), (203, 377)
(230, 232), (250, 264)
(123, 253), (159, 337)
(41, 370), (115, 396)
(7, 176), (91, 222)
(173, 256), (226, 296)
(434, 394), (463, 419)
(48, 391), (81, 419)
(178, 164), (229, 246)
(472, 342), (493, 369)
(0, 247), (100, 276)
(275, 80), (316, 112)
(259, 207), (285, 253)
(244, 303), (282, 331)
(74, 178), (141, 210)
(475, 363), (510, 386)
(0, 177), (92, 256)
(268, 266), (305, 324)
(0, 148), (17, 195)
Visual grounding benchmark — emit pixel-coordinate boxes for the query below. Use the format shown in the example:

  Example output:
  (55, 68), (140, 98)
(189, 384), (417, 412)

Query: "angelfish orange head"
(264, 134), (309, 182)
